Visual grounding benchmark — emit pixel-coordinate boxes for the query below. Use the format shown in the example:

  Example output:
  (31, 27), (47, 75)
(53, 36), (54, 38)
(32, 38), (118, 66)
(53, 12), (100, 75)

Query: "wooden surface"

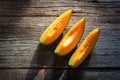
(0, 0), (120, 80)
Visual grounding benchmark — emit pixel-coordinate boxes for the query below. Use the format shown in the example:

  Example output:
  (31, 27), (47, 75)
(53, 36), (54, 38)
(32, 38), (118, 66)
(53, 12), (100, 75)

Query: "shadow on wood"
(0, 69), (26, 80)
(66, 54), (92, 80)
(0, 0), (31, 39)
(25, 32), (79, 80)
(25, 33), (63, 80)
(52, 45), (77, 68)
(0, 0), (31, 17)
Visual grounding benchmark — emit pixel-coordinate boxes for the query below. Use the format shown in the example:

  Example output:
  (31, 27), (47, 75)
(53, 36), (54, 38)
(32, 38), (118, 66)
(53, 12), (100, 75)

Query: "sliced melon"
(39, 9), (72, 45)
(68, 28), (100, 68)
(55, 18), (85, 56)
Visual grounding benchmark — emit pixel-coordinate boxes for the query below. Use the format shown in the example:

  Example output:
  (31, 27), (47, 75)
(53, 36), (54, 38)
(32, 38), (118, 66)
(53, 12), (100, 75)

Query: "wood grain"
(0, 0), (120, 17)
(0, 69), (120, 80)
(0, 28), (120, 68)
(0, 16), (120, 68)
(0, 0), (120, 79)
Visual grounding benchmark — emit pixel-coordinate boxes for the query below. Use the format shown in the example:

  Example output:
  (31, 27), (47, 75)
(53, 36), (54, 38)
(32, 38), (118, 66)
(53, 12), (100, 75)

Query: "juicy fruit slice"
(68, 28), (100, 68)
(39, 9), (72, 45)
(55, 18), (85, 56)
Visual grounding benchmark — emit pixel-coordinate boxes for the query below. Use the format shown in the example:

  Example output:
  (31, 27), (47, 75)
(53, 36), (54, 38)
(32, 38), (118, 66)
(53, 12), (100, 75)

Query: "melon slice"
(55, 18), (85, 56)
(39, 9), (72, 45)
(68, 28), (100, 68)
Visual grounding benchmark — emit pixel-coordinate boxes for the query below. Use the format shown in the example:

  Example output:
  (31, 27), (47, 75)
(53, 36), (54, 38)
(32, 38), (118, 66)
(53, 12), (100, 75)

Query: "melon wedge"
(54, 18), (85, 56)
(39, 9), (72, 45)
(68, 28), (100, 68)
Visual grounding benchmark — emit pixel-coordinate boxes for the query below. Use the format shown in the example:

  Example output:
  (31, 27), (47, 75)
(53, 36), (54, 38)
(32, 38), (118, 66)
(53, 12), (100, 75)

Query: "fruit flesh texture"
(55, 18), (85, 56)
(40, 9), (72, 45)
(68, 28), (100, 68)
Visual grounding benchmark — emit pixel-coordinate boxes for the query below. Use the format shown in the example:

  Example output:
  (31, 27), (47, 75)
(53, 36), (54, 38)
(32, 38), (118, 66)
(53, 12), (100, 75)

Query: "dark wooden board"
(0, 0), (120, 80)
(0, 69), (120, 80)
(0, 17), (120, 68)
(0, 0), (120, 17)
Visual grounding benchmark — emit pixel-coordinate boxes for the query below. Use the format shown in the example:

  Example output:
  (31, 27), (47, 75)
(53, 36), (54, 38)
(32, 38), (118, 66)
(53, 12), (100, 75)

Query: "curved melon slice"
(68, 28), (100, 68)
(39, 9), (72, 45)
(54, 18), (85, 56)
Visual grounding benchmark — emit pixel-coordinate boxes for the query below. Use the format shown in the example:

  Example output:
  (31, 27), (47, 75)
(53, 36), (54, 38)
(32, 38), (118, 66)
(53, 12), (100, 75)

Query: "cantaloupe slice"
(39, 9), (72, 45)
(68, 28), (100, 68)
(54, 18), (85, 56)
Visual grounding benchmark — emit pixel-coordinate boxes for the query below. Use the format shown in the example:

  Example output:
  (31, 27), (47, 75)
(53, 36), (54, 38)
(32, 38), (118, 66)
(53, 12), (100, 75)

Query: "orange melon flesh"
(39, 9), (72, 45)
(55, 18), (85, 56)
(68, 28), (100, 68)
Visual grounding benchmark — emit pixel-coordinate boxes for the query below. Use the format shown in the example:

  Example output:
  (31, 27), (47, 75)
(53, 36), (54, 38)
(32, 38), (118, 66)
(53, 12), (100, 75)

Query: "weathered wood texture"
(0, 0), (120, 67)
(0, 0), (120, 17)
(0, 69), (120, 80)
(0, 0), (120, 80)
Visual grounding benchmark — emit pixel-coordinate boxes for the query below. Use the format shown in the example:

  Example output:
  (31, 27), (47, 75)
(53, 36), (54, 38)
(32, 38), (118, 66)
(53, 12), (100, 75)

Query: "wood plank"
(0, 0), (120, 17)
(0, 17), (120, 26)
(0, 69), (120, 80)
(1, 0), (120, 8)
(0, 7), (119, 17)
